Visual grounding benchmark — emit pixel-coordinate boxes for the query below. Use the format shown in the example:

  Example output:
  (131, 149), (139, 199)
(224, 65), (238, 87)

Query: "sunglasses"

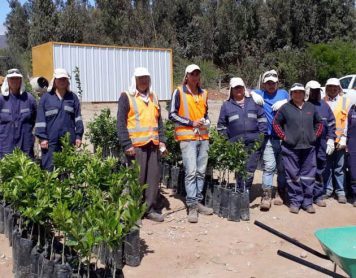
(7, 69), (21, 74)
(264, 73), (278, 78)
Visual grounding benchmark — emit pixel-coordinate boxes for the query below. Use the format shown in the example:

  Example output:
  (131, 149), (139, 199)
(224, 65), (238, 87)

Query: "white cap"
(134, 67), (150, 77)
(185, 64), (201, 74)
(262, 70), (278, 83)
(306, 80), (321, 89)
(325, 78), (341, 87)
(7, 68), (23, 79)
(290, 83), (305, 92)
(230, 77), (245, 88)
(53, 68), (70, 79)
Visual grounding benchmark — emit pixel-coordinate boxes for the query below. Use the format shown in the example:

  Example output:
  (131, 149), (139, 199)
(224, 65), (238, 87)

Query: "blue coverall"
(35, 90), (84, 171)
(0, 92), (37, 159)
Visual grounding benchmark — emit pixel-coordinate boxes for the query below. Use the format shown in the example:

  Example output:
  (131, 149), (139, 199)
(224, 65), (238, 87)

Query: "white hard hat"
(6, 68), (23, 79)
(53, 68), (70, 79)
(134, 67), (150, 77)
(185, 64), (201, 74)
(262, 70), (278, 83)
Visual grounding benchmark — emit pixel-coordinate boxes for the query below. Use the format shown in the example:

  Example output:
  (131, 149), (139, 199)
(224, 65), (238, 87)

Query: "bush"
(307, 39), (356, 84)
(86, 108), (120, 157)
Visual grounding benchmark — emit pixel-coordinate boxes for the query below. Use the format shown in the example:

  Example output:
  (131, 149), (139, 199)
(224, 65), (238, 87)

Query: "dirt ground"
(1, 171), (355, 278)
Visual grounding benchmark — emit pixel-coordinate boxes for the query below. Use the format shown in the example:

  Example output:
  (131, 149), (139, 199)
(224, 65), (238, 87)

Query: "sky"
(0, 0), (27, 35)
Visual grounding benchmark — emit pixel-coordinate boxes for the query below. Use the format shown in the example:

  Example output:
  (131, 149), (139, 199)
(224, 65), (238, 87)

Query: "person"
(305, 81), (336, 207)
(35, 68), (84, 171)
(273, 83), (323, 214)
(169, 64), (213, 223)
(0, 68), (37, 159)
(323, 78), (350, 203)
(250, 70), (289, 210)
(217, 77), (267, 213)
(347, 104), (356, 207)
(117, 67), (166, 222)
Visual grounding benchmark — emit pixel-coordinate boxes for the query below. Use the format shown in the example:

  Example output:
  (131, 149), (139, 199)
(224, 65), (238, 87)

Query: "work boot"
(146, 212), (164, 222)
(305, 206), (316, 214)
(315, 199), (326, 207)
(289, 206), (299, 214)
(188, 205), (198, 223)
(197, 203), (213, 215)
(273, 191), (283, 206)
(337, 195), (347, 204)
(260, 189), (272, 211)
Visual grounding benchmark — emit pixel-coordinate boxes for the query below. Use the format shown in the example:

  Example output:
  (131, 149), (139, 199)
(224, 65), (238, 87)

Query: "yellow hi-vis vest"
(326, 95), (350, 142)
(174, 86), (209, 141)
(125, 91), (160, 147)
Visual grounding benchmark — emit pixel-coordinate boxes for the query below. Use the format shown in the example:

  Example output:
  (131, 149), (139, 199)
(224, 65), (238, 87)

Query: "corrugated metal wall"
(52, 43), (173, 101)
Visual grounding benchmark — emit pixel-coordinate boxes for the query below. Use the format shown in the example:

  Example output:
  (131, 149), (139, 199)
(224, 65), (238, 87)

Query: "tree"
(56, 0), (91, 43)
(5, 0), (30, 51)
(28, 0), (58, 47)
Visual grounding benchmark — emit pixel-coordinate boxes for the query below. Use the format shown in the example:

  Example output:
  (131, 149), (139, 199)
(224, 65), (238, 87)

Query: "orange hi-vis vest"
(325, 95), (350, 143)
(175, 86), (209, 141)
(125, 91), (160, 147)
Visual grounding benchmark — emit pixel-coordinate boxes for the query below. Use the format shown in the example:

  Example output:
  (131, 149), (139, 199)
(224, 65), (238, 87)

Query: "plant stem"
(62, 233), (66, 265)
(50, 234), (55, 260)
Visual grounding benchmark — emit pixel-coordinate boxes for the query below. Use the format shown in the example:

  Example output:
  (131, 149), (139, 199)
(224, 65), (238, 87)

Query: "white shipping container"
(32, 42), (173, 102)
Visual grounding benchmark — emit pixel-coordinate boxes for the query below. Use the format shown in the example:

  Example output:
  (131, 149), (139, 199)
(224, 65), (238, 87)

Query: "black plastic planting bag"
(109, 245), (124, 270)
(124, 229), (140, 267)
(170, 166), (180, 191)
(212, 184), (221, 214)
(162, 163), (171, 187)
(54, 263), (72, 278)
(16, 236), (34, 278)
(177, 168), (186, 197)
(4, 206), (11, 239)
(31, 246), (42, 277)
(227, 191), (241, 222)
(7, 210), (14, 246)
(240, 190), (250, 221)
(204, 181), (214, 208)
(99, 243), (109, 264)
(38, 253), (56, 278)
(12, 230), (21, 274)
(0, 203), (4, 234)
(219, 187), (230, 218)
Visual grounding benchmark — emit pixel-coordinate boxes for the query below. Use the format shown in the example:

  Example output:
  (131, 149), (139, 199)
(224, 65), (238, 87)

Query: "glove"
(250, 91), (264, 106)
(271, 99), (288, 111)
(326, 139), (335, 155)
(336, 136), (347, 150)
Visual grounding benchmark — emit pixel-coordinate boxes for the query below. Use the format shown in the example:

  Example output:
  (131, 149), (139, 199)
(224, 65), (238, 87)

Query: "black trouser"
(126, 142), (160, 213)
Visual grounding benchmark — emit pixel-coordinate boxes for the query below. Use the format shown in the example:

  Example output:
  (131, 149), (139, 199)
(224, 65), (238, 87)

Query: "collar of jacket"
(182, 84), (204, 94)
(129, 90), (159, 106)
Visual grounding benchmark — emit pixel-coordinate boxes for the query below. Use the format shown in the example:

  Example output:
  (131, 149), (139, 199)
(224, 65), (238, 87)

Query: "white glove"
(336, 136), (347, 150)
(326, 139), (335, 155)
(250, 91), (264, 106)
(271, 99), (288, 111)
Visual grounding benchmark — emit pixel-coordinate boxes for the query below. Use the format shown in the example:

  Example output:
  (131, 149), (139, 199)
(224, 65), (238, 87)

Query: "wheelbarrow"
(254, 221), (356, 278)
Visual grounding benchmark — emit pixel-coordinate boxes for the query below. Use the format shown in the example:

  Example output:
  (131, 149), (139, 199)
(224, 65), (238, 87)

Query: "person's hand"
(192, 120), (204, 128)
(40, 140), (48, 149)
(159, 142), (167, 156)
(326, 139), (335, 155)
(75, 139), (82, 148)
(125, 146), (136, 156)
(250, 91), (264, 106)
(272, 99), (288, 111)
(336, 136), (347, 150)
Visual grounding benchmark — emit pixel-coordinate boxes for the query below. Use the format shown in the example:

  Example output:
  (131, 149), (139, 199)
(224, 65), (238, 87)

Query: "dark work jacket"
(348, 104), (356, 152)
(308, 99), (336, 158)
(35, 90), (84, 146)
(217, 97), (267, 144)
(273, 101), (323, 149)
(0, 92), (37, 158)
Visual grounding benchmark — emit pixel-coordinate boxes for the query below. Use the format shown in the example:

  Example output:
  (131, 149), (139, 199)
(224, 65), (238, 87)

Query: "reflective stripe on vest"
(125, 92), (159, 147)
(174, 86), (209, 141)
